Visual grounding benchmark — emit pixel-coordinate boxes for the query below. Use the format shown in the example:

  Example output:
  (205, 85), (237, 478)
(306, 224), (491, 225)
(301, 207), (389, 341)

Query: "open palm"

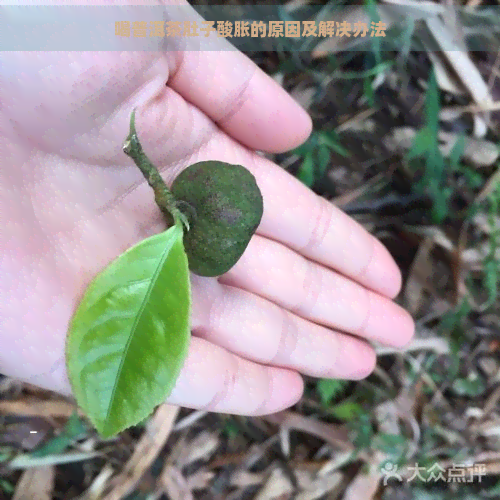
(2, 45), (414, 415)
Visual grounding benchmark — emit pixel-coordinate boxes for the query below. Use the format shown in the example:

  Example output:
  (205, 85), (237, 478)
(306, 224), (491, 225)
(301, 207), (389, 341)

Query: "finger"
(220, 235), (415, 348)
(189, 276), (377, 380)
(167, 336), (304, 415)
(165, 43), (312, 153)
(248, 156), (404, 299)
(133, 88), (401, 299)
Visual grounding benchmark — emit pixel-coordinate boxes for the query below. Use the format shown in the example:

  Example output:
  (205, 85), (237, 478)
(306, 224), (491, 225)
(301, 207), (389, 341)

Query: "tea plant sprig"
(66, 109), (263, 438)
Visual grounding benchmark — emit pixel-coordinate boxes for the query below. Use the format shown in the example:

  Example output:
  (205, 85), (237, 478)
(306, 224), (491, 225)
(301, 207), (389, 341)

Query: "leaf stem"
(123, 109), (188, 230)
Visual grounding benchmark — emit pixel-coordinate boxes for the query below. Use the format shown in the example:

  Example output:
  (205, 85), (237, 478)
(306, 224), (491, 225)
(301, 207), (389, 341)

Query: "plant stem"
(123, 109), (187, 229)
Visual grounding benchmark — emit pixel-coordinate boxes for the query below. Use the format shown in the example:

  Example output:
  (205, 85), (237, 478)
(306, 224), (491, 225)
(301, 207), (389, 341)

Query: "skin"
(1, 2), (414, 416)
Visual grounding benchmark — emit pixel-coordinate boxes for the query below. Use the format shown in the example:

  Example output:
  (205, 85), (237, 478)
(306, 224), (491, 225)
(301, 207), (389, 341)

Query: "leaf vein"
(103, 229), (178, 424)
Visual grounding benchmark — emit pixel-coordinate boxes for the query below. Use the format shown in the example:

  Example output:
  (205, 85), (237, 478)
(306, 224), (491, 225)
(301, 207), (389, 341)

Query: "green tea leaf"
(298, 151), (315, 187)
(330, 401), (363, 421)
(31, 412), (87, 457)
(171, 161), (263, 277)
(0, 479), (14, 495)
(66, 223), (191, 438)
(449, 134), (465, 171)
(484, 258), (498, 308)
(316, 145), (331, 177)
(316, 378), (347, 406)
(351, 412), (374, 449)
(363, 75), (376, 108)
(452, 373), (486, 397)
(30, 412), (87, 458)
(406, 128), (433, 161)
(321, 131), (350, 157)
(290, 142), (312, 158)
(374, 433), (408, 453)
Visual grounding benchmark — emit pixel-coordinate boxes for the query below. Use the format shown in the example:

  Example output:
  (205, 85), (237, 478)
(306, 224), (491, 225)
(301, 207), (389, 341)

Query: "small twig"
(122, 109), (189, 231)
(441, 100), (500, 117)
(487, 49), (500, 90)
(173, 410), (208, 432)
(1, 451), (101, 470)
(102, 404), (179, 500)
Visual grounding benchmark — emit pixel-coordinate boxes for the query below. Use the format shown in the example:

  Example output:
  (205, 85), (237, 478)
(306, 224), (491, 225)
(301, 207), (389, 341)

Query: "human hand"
(1, 8), (414, 416)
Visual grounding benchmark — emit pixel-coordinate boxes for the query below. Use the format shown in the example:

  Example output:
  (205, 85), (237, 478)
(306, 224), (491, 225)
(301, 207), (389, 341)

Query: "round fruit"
(170, 161), (263, 277)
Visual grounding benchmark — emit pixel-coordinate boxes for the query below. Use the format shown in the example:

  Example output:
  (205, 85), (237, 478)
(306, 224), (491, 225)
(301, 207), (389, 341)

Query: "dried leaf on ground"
(0, 419), (52, 451)
(405, 237), (435, 315)
(262, 411), (354, 452)
(383, 127), (499, 166)
(296, 470), (342, 500)
(102, 404), (179, 500)
(158, 465), (194, 500)
(185, 469), (216, 490)
(77, 464), (114, 500)
(427, 51), (466, 95)
(341, 456), (384, 500)
(344, 401), (403, 499)
(229, 470), (264, 488)
(425, 16), (492, 137)
(12, 466), (55, 500)
(0, 398), (81, 419)
(176, 430), (219, 468)
(254, 466), (294, 500)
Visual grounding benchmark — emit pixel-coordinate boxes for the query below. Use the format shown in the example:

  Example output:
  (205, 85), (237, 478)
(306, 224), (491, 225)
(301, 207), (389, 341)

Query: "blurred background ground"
(1, 1), (500, 499)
